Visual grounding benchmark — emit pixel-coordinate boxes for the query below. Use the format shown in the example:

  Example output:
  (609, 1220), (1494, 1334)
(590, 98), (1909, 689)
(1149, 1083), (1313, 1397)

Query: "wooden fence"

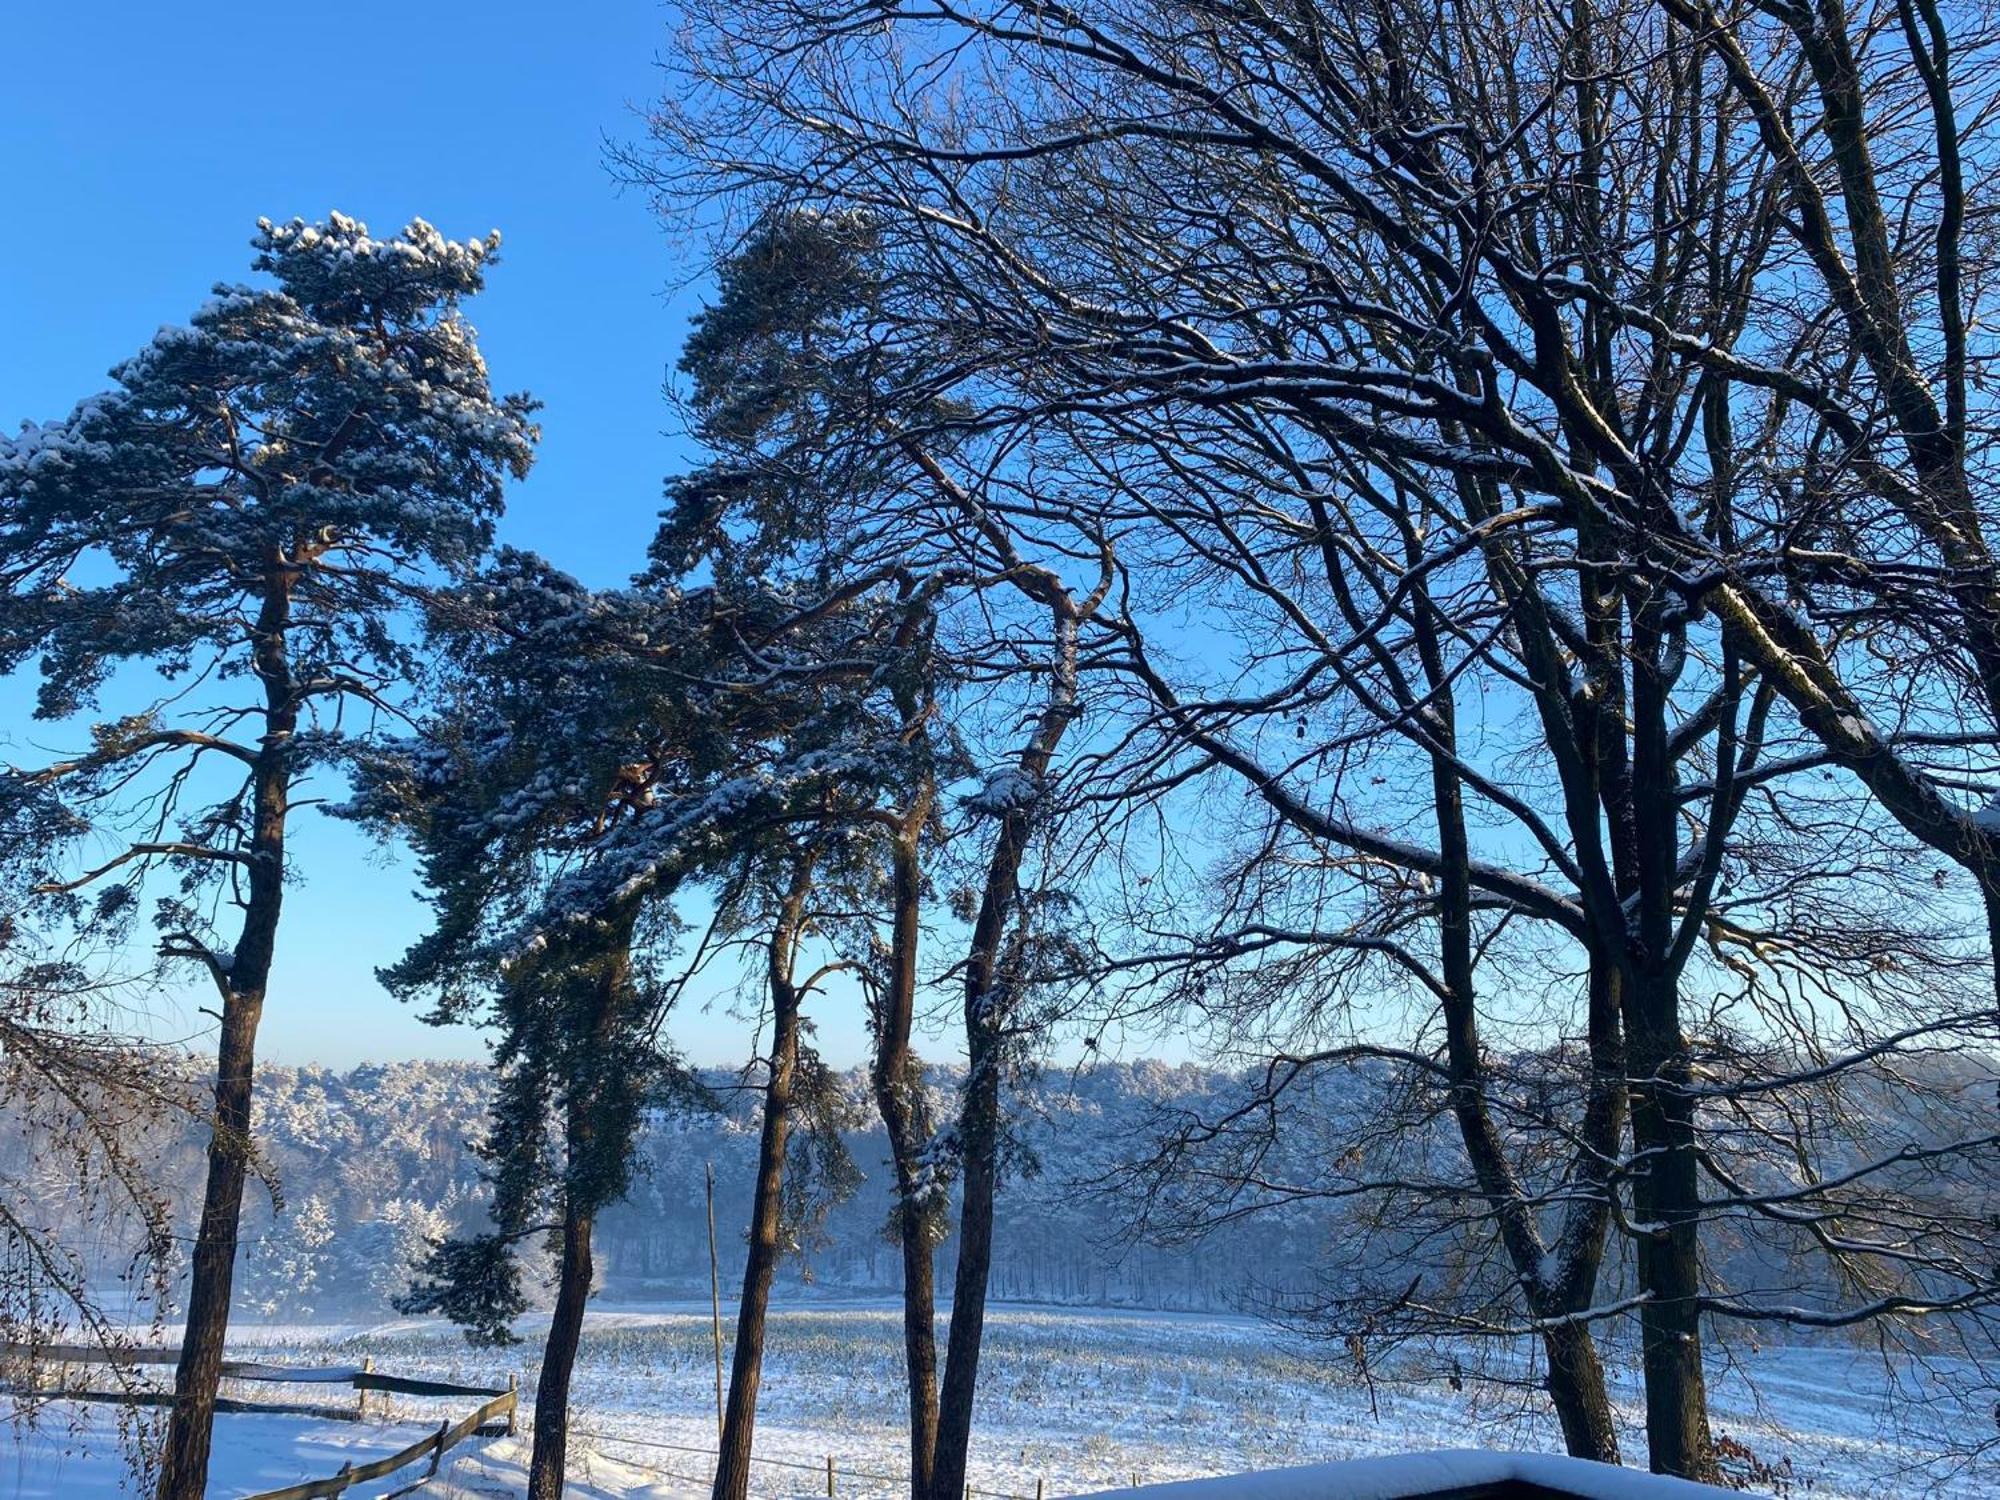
(1, 1341), (517, 1500)
(5, 1343), (1065, 1500)
(566, 1425), (1048, 1500)
(240, 1384), (518, 1500)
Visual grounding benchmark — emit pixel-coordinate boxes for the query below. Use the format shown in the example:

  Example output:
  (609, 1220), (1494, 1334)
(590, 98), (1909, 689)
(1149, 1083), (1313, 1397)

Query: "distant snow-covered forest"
(18, 1055), (1987, 1335)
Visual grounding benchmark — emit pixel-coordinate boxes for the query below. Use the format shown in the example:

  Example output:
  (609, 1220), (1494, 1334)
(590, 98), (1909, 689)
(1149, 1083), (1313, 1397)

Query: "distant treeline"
(216, 1057), (1304, 1320)
(10, 1053), (1988, 1330)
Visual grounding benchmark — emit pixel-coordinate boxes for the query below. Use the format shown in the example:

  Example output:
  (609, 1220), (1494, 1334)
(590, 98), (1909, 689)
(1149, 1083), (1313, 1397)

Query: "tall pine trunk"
(931, 1029), (1000, 1500)
(872, 813), (939, 1500)
(156, 573), (294, 1500)
(933, 602), (1079, 1500)
(154, 985), (268, 1500)
(528, 916), (640, 1500)
(713, 872), (810, 1500)
(529, 1203), (595, 1500)
(892, 1198), (941, 1500)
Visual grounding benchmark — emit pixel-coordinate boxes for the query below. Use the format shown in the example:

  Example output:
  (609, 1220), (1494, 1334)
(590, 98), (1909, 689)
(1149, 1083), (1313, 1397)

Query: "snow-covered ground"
(2, 1305), (1990, 1498)
(0, 1406), (448, 1499)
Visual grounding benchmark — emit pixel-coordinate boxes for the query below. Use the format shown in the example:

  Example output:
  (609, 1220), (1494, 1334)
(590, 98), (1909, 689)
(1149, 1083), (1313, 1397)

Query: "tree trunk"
(153, 986), (267, 1500)
(156, 574), (293, 1500)
(893, 1195), (941, 1500)
(1419, 655), (1622, 1468)
(528, 912), (640, 1500)
(1627, 995), (1716, 1481)
(529, 1204), (595, 1500)
(871, 816), (940, 1500)
(1537, 955), (1629, 1467)
(933, 601), (1080, 1500)
(1624, 609), (1717, 1483)
(931, 1026), (1000, 1500)
(714, 877), (809, 1500)
(1542, 1320), (1621, 1466)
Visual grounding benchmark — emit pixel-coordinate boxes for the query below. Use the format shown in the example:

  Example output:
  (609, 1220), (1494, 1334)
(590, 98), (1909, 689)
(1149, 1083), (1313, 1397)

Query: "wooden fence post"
(506, 1372), (519, 1435)
(826, 1454), (836, 1496)
(357, 1356), (373, 1422)
(1036, 1479), (1045, 1500)
(332, 1460), (354, 1495)
(424, 1417), (451, 1478)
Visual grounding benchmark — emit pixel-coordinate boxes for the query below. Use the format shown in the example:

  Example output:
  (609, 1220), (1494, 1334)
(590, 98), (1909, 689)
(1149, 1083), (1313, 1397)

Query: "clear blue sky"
(0, 1), (839, 1068)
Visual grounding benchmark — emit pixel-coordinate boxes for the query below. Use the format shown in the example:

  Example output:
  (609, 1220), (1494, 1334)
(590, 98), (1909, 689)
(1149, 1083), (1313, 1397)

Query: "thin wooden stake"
(356, 1356), (372, 1422)
(1036, 1479), (1045, 1500)
(826, 1454), (836, 1497)
(506, 1371), (519, 1436)
(706, 1160), (725, 1439)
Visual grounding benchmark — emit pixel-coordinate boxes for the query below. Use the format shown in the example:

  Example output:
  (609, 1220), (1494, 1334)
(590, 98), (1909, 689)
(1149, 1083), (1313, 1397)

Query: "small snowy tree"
(237, 1193), (335, 1321)
(0, 212), (536, 1500)
(337, 1198), (454, 1315)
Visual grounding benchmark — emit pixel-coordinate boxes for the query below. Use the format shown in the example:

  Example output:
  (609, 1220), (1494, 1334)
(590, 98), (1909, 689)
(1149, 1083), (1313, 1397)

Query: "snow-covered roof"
(1093, 1452), (1731, 1500)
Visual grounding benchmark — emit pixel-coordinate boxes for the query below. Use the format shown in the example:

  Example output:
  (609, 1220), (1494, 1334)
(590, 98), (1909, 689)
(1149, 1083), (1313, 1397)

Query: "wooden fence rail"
(5, 1343), (352, 1378)
(241, 1386), (519, 1500)
(5, 1345), (1052, 1500)
(0, 1342), (517, 1500)
(1, 1343), (506, 1396)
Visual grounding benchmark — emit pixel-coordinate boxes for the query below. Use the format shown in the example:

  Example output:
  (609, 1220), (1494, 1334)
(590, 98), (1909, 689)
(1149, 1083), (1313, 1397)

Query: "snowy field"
(2, 1304), (1991, 1498)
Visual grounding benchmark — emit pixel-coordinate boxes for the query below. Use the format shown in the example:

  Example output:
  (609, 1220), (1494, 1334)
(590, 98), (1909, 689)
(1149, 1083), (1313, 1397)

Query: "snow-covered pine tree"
(663, 208), (1110, 1500)
(349, 545), (906, 1499)
(346, 553), (696, 1500)
(237, 1193), (335, 1321)
(661, 209), (962, 1500)
(0, 212), (537, 1500)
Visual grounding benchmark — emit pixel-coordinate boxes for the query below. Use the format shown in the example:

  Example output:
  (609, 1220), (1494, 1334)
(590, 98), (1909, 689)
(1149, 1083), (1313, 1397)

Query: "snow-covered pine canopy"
(0, 213), (539, 942)
(0, 212), (538, 722)
(349, 547), (941, 1014)
(346, 542), (941, 1347)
